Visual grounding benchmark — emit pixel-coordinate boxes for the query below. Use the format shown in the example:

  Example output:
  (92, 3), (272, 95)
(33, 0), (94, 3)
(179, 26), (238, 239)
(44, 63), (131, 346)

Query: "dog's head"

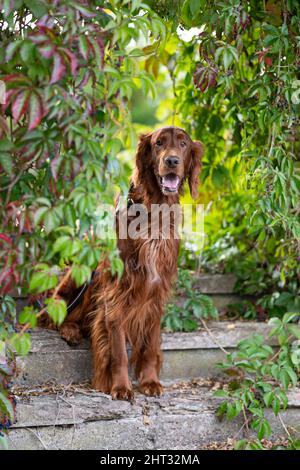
(133, 126), (203, 199)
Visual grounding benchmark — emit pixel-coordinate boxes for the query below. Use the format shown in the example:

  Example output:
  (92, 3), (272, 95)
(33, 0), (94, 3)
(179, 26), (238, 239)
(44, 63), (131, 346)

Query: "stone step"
(14, 273), (243, 313)
(16, 322), (274, 387)
(9, 383), (300, 450)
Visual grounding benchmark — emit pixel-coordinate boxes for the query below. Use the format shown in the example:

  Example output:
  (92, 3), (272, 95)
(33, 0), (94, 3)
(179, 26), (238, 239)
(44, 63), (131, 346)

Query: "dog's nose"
(165, 156), (180, 168)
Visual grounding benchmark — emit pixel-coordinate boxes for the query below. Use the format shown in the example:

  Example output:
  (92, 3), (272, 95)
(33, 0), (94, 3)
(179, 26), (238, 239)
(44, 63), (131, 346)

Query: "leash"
(35, 270), (97, 315)
(116, 181), (135, 213)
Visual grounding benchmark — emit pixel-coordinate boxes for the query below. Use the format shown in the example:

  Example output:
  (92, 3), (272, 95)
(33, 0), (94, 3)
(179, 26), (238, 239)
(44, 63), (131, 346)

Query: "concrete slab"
(15, 322), (275, 386)
(8, 385), (300, 450)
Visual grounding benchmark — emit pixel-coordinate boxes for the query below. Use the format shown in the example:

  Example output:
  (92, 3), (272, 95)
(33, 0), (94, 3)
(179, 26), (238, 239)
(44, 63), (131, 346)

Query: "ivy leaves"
(163, 268), (218, 332)
(216, 314), (300, 443)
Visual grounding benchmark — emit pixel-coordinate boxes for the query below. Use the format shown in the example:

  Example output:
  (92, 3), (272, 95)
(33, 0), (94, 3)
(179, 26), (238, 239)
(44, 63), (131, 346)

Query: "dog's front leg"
(109, 325), (133, 400)
(134, 319), (163, 397)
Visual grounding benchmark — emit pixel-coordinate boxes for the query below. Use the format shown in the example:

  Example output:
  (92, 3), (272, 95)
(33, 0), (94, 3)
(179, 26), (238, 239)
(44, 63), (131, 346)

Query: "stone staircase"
(10, 382), (300, 450)
(9, 321), (300, 450)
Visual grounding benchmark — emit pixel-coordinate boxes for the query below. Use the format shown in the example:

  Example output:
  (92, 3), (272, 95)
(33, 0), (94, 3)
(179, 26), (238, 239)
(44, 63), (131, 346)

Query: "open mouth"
(159, 173), (181, 194)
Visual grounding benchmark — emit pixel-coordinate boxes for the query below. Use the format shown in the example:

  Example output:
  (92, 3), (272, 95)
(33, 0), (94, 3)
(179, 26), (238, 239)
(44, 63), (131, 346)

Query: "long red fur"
(39, 127), (203, 400)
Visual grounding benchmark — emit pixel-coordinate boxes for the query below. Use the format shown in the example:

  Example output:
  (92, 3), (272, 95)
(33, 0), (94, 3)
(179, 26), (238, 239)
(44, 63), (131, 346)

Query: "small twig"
(242, 405), (250, 435)
(278, 412), (291, 439)
(25, 427), (48, 450)
(18, 307), (47, 336)
(233, 413), (251, 441)
(267, 334), (294, 364)
(57, 395), (77, 449)
(200, 318), (230, 355)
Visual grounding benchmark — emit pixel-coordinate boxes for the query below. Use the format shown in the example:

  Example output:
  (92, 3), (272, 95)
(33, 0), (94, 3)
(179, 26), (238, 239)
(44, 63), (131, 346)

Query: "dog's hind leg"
(59, 284), (94, 345)
(59, 303), (85, 345)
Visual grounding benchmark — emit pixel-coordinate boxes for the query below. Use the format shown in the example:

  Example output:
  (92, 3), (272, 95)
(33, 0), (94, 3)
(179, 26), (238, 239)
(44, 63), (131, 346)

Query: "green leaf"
(0, 434), (8, 450)
(10, 333), (31, 356)
(0, 153), (13, 176)
(283, 312), (299, 324)
(53, 236), (70, 253)
(24, 0), (48, 17)
(287, 324), (300, 340)
(0, 391), (15, 423)
(189, 0), (202, 16)
(19, 307), (38, 327)
(5, 40), (22, 61)
(213, 390), (229, 398)
(29, 271), (58, 293)
(223, 48), (233, 71)
(20, 41), (35, 61)
(182, 318), (198, 331)
(279, 369), (290, 389)
(78, 35), (89, 60)
(226, 402), (238, 419)
(263, 391), (274, 407)
(257, 419), (271, 440)
(272, 396), (280, 415)
(286, 367), (298, 387)
(45, 298), (67, 326)
(71, 265), (91, 287)
(291, 349), (300, 366)
(109, 254), (124, 278)
(0, 139), (13, 152)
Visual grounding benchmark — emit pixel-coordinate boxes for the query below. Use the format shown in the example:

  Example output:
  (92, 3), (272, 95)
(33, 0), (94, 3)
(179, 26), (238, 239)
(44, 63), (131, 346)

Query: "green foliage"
(169, 0), (300, 320)
(0, 298), (16, 439)
(0, 0), (167, 442)
(44, 298), (67, 326)
(163, 268), (218, 331)
(215, 313), (300, 445)
(234, 437), (300, 450)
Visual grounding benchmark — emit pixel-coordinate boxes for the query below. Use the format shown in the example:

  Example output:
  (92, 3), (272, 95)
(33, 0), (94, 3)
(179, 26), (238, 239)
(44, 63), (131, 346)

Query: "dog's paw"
(59, 323), (82, 345)
(111, 384), (134, 401)
(139, 381), (163, 397)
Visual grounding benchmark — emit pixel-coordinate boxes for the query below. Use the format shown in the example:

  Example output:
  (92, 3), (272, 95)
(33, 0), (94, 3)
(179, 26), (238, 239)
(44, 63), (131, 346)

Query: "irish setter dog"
(40, 126), (203, 400)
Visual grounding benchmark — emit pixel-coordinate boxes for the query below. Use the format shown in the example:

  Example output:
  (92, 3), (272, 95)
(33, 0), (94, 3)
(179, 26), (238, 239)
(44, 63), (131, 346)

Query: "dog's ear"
(132, 132), (152, 186)
(188, 141), (203, 200)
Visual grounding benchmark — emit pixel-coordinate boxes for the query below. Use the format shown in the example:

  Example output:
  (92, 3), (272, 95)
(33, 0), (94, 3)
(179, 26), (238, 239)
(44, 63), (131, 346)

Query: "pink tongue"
(162, 175), (180, 190)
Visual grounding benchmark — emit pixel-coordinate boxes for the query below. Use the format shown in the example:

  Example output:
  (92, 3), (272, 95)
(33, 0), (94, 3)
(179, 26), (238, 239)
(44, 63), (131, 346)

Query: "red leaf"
(2, 89), (18, 111)
(77, 70), (90, 88)
(75, 4), (97, 18)
(2, 73), (29, 83)
(78, 36), (90, 61)
(50, 53), (66, 84)
(30, 33), (49, 44)
(0, 265), (13, 284)
(265, 57), (273, 67)
(50, 152), (62, 181)
(89, 37), (104, 68)
(0, 116), (9, 136)
(60, 48), (78, 75)
(0, 233), (12, 244)
(37, 15), (54, 28)
(12, 90), (30, 122)
(39, 43), (56, 59)
(28, 93), (44, 130)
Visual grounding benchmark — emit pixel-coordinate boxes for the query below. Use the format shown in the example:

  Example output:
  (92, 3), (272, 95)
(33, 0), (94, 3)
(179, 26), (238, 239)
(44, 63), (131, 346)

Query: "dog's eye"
(156, 139), (163, 147)
(180, 141), (187, 147)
